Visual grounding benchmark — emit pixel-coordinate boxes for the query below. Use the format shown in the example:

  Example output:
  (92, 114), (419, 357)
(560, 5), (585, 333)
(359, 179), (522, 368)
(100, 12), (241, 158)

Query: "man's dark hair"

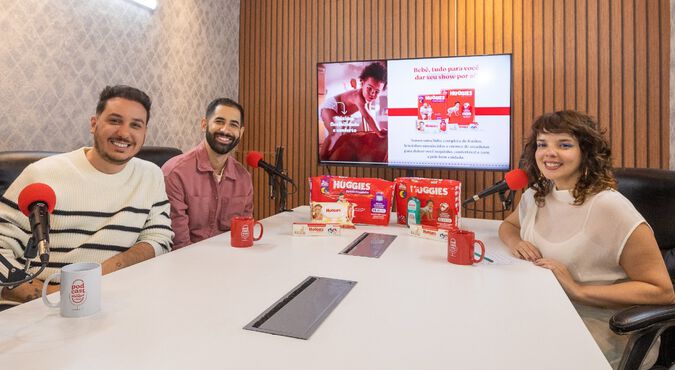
(205, 98), (245, 126)
(96, 85), (152, 123)
(359, 62), (387, 89)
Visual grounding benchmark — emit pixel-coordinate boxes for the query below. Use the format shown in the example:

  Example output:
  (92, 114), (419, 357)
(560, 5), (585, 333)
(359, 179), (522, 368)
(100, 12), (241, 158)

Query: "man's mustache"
(215, 133), (237, 141)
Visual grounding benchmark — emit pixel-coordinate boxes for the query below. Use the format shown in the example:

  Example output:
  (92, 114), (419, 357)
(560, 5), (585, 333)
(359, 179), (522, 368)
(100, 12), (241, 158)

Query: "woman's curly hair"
(521, 110), (616, 206)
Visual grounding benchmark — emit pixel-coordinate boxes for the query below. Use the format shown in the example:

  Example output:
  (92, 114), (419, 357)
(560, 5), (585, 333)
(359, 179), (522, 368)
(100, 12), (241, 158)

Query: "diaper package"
(309, 176), (395, 226)
(394, 177), (461, 229)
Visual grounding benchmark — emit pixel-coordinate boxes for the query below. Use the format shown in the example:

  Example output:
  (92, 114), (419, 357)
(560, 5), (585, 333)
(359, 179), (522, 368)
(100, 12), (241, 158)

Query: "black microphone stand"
(270, 146), (292, 213)
(498, 188), (517, 211)
(0, 237), (49, 287)
(462, 187), (518, 214)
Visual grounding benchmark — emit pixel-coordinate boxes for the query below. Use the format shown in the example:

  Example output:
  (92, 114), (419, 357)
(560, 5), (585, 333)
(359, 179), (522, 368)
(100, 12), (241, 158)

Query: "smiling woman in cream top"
(498, 110), (674, 369)
(518, 187), (644, 283)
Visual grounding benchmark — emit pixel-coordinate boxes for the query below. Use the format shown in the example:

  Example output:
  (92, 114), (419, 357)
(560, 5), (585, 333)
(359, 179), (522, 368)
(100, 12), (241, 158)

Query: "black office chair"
(610, 168), (675, 370)
(0, 151), (61, 195)
(136, 146), (183, 168)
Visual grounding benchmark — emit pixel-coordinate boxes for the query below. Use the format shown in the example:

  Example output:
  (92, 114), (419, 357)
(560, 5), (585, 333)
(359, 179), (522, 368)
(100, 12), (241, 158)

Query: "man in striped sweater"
(0, 85), (174, 303)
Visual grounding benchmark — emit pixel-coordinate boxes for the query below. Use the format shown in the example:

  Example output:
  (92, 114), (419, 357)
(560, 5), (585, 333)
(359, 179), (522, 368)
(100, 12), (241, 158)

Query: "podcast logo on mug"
(70, 279), (87, 307)
(449, 238), (458, 257)
(241, 224), (250, 240)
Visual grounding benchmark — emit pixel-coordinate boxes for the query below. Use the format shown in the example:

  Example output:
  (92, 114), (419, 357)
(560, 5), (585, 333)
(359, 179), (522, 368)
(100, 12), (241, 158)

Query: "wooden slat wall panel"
(637, 0), (649, 168)
(625, 0), (637, 168)
(660, 0), (670, 168)
(611, 1), (625, 167)
(563, 1), (575, 109)
(239, 0), (670, 221)
(586, 0), (599, 116)
(647, 0), (662, 168)
(575, 0), (587, 112)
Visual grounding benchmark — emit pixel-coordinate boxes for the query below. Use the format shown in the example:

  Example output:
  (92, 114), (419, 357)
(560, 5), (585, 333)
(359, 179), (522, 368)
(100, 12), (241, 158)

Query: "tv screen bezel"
(316, 53), (513, 172)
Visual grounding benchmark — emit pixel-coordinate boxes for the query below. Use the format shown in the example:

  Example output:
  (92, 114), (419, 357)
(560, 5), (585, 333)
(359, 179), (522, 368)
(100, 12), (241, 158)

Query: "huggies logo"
(449, 90), (473, 96)
(333, 180), (371, 192)
(70, 279), (87, 307)
(409, 186), (449, 196)
(424, 95), (446, 102)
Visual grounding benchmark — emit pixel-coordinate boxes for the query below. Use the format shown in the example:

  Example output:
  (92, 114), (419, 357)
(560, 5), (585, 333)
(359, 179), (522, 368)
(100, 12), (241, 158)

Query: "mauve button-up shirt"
(161, 142), (253, 249)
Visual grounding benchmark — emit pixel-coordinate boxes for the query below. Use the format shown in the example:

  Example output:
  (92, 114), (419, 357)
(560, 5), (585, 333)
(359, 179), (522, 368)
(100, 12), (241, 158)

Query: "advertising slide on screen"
(317, 55), (511, 170)
(387, 55), (511, 170)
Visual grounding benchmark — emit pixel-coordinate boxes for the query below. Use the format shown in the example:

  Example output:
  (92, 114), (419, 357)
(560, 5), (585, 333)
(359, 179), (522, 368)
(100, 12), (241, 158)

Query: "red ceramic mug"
(447, 229), (485, 265)
(230, 216), (264, 248)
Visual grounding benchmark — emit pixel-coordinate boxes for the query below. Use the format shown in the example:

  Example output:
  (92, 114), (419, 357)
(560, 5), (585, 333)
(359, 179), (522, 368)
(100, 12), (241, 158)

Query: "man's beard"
(206, 130), (240, 155)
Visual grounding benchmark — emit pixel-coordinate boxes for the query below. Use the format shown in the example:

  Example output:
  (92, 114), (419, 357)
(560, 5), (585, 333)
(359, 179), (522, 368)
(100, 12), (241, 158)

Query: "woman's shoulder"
(589, 189), (643, 220)
(591, 188), (633, 208)
(518, 188), (537, 209)
(521, 188), (536, 202)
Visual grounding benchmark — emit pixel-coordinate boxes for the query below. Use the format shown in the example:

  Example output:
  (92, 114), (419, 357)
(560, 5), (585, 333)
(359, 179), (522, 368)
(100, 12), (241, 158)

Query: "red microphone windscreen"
(18, 183), (56, 216)
(245, 151), (264, 168)
(504, 169), (529, 190)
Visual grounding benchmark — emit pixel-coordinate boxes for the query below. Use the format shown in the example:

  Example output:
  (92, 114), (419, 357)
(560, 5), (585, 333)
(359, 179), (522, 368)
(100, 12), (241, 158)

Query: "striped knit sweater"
(0, 148), (174, 282)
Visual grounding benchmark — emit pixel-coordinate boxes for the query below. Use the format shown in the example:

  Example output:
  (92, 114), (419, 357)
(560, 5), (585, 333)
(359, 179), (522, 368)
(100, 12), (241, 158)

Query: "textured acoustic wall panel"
(240, 0), (671, 221)
(0, 0), (240, 153)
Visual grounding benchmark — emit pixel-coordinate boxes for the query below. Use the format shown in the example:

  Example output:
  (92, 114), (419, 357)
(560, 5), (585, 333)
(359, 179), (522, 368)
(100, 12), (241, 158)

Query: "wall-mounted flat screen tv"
(317, 54), (512, 171)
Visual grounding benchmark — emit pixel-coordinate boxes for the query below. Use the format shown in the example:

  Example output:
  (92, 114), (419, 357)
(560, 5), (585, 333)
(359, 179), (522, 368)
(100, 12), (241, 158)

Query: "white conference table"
(0, 207), (610, 370)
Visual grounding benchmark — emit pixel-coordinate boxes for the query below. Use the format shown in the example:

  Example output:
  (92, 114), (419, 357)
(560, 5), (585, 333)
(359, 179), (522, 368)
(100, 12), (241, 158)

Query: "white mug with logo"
(41, 262), (101, 318)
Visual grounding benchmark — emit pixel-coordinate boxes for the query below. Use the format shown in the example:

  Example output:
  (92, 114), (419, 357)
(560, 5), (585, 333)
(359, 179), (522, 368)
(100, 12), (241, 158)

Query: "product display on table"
(308, 176), (395, 226)
(408, 223), (451, 242)
(394, 177), (461, 228)
(292, 223), (342, 237)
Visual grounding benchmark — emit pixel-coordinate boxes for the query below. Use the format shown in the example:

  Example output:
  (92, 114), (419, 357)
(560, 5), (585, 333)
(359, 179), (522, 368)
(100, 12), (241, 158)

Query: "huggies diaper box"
(395, 177), (461, 229)
(308, 176), (395, 227)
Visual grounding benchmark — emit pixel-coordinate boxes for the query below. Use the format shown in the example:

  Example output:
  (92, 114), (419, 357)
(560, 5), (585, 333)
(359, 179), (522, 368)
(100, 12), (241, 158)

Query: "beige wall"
(0, 0), (240, 153)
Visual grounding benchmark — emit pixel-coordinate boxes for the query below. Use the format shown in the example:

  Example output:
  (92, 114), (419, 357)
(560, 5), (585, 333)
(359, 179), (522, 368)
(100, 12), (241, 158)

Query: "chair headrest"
(615, 168), (675, 250)
(615, 168), (675, 279)
(0, 151), (61, 195)
(136, 146), (183, 168)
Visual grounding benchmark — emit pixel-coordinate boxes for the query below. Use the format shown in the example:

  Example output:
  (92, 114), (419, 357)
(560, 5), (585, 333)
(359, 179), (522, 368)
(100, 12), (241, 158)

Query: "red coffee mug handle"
(473, 239), (485, 263)
(254, 221), (264, 241)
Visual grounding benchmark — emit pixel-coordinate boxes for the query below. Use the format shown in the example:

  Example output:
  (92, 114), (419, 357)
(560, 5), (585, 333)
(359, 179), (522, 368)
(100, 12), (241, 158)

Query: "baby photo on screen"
(317, 60), (388, 164)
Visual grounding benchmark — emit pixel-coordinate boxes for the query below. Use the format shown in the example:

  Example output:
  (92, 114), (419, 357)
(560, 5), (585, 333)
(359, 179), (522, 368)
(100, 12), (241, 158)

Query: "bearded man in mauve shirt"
(162, 98), (253, 249)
